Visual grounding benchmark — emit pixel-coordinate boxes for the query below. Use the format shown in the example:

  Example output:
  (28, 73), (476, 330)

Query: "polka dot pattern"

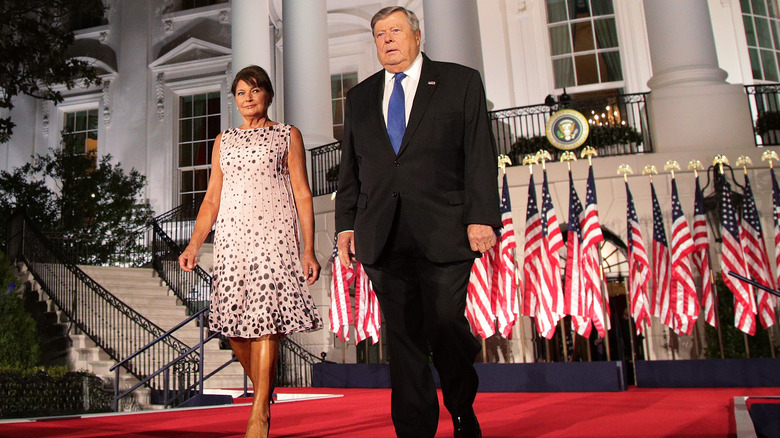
(209, 124), (323, 338)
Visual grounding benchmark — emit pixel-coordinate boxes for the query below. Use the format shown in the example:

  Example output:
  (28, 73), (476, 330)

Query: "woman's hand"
(301, 251), (321, 285)
(179, 245), (199, 272)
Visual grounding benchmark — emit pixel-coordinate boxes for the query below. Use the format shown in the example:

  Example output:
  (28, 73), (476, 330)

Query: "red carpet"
(0, 386), (777, 437)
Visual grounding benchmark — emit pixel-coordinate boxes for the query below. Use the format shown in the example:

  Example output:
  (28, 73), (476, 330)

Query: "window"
(63, 109), (99, 168)
(178, 92), (221, 205)
(68, 2), (107, 31)
(741, 0), (780, 81)
(331, 72), (358, 140)
(546, 0), (623, 89)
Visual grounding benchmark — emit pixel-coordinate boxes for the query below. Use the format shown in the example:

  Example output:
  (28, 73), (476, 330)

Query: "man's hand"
(467, 224), (496, 253)
(337, 231), (356, 268)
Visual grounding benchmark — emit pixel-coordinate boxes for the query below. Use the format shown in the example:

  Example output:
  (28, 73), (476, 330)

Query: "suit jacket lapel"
(366, 72), (393, 150)
(397, 54), (438, 156)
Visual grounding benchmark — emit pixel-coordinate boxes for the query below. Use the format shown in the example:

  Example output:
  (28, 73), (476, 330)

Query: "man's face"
(373, 11), (421, 74)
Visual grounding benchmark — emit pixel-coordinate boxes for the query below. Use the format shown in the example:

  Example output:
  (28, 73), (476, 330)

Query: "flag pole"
(559, 319), (569, 361)
(545, 338), (552, 362)
(379, 330), (384, 363)
(644, 328), (653, 361)
(708, 270), (726, 359)
(598, 263), (612, 362)
(623, 276), (639, 386)
(513, 262), (527, 363)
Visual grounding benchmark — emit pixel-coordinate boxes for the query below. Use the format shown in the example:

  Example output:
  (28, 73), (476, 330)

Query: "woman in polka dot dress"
(179, 65), (322, 438)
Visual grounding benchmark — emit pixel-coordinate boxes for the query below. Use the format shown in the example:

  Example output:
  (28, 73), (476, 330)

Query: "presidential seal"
(545, 109), (589, 151)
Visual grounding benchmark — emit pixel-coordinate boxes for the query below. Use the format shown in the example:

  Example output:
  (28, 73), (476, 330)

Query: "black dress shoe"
(453, 411), (482, 438)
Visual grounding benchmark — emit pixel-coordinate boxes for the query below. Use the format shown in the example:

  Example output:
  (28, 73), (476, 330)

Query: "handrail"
(5, 211), (197, 407)
(111, 307), (211, 410)
(151, 220), (212, 314)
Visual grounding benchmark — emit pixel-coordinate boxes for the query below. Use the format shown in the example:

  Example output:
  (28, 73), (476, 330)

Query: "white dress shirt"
(382, 52), (423, 128)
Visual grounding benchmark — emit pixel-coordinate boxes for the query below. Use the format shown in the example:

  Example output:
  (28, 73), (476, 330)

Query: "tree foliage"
(0, 137), (154, 265)
(0, 0), (105, 143)
(0, 252), (39, 369)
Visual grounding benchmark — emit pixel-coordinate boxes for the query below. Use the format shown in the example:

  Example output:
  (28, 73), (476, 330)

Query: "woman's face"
(234, 79), (269, 119)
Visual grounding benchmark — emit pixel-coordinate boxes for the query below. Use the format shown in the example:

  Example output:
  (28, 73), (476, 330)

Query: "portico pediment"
(149, 37), (231, 74)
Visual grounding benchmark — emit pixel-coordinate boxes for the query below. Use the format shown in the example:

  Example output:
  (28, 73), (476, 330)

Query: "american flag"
(329, 236), (354, 341)
(772, 169), (780, 313)
(740, 174), (776, 329)
(692, 175), (717, 328)
(650, 182), (672, 329)
(539, 170), (565, 338)
(720, 176), (756, 335)
(493, 173), (519, 338)
(523, 174), (544, 333)
(669, 178), (699, 335)
(354, 262), (380, 344)
(522, 173), (541, 321)
(564, 171), (590, 337)
(582, 167), (609, 338)
(626, 182), (651, 335)
(466, 247), (496, 339)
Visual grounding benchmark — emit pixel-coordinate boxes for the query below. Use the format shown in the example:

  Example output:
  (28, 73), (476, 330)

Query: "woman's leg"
(243, 334), (279, 438)
(230, 337), (253, 381)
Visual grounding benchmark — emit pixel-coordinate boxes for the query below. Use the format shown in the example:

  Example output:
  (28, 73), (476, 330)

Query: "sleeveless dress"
(208, 124), (323, 338)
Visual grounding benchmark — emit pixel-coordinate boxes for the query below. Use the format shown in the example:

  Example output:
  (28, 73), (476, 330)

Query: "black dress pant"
(363, 202), (481, 438)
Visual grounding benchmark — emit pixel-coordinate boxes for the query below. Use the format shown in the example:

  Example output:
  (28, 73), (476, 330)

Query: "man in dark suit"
(335, 6), (500, 438)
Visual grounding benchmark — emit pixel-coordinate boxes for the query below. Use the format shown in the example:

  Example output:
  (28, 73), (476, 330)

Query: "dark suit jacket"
(335, 54), (501, 265)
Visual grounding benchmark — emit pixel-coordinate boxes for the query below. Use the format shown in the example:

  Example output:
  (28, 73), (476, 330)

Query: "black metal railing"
(154, 195), (212, 248)
(111, 307), (224, 410)
(307, 93), (652, 195)
(5, 212), (197, 405)
(491, 92), (652, 163)
(151, 220), (212, 315)
(310, 141), (342, 197)
(745, 83), (780, 146)
(277, 337), (329, 387)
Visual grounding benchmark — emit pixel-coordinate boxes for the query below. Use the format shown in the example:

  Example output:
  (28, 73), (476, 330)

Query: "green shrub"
(0, 253), (39, 368)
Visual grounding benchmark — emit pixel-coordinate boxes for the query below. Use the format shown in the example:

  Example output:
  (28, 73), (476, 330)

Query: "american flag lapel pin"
(428, 81), (436, 85)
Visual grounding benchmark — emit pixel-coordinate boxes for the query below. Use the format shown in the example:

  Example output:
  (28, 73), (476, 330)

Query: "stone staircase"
(78, 265), (246, 391)
(16, 264), (152, 410)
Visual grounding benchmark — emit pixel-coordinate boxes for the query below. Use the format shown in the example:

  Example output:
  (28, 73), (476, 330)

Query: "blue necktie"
(387, 72), (407, 154)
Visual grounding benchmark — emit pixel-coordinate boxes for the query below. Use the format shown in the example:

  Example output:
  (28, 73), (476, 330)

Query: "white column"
(642, 0), (754, 154)
(231, 0), (273, 124)
(422, 0), (485, 77)
(644, 0), (726, 88)
(282, 0), (334, 149)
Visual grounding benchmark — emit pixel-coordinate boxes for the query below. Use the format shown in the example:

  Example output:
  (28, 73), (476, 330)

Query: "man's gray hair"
(371, 6), (420, 34)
